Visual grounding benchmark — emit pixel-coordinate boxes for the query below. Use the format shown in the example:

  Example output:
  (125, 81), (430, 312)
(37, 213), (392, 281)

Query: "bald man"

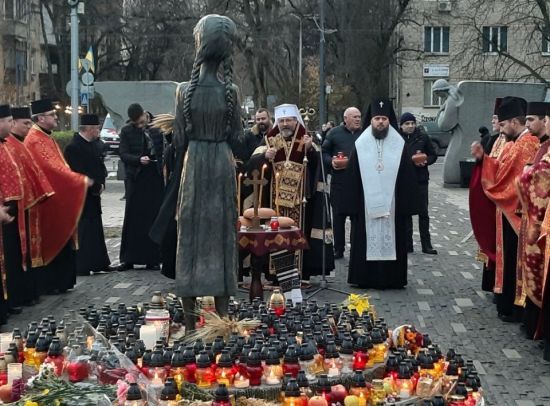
(322, 107), (362, 259)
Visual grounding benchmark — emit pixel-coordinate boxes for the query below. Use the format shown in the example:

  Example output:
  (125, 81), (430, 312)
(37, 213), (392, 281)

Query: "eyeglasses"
(41, 112), (57, 117)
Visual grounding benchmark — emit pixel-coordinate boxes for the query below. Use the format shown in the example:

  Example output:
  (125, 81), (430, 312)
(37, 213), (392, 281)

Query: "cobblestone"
(1, 161), (549, 404)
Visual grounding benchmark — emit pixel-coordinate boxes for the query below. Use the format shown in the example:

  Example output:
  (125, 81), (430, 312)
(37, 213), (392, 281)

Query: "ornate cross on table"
(243, 169), (268, 230)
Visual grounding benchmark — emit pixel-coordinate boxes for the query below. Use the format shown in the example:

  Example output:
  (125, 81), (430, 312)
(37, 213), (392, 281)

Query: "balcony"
(1, 20), (30, 41)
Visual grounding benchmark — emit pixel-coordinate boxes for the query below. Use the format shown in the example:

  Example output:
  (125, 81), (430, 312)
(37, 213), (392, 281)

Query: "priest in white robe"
(341, 98), (419, 289)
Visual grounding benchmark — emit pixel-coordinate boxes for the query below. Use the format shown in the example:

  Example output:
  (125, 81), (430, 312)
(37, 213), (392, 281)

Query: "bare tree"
(452, 0), (550, 85)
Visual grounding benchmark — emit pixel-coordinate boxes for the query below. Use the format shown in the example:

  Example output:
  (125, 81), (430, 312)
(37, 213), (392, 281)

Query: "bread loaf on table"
(243, 207), (277, 220)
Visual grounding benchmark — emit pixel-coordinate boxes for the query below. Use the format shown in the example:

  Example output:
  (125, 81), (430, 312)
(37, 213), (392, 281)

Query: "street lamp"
(291, 14), (303, 104)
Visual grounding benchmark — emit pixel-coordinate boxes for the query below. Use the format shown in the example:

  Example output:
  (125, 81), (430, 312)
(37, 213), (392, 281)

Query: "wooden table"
(238, 226), (308, 301)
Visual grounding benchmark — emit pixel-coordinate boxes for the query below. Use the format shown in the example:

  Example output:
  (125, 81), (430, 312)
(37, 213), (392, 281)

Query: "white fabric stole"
(355, 126), (404, 260)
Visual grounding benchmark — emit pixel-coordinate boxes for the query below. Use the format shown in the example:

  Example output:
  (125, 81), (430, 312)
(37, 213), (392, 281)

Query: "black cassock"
(341, 145), (418, 289)
(64, 135), (111, 275)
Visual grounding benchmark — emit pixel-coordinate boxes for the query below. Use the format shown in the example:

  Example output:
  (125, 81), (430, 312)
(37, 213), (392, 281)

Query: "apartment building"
(0, 0), (43, 104)
(392, 0), (550, 121)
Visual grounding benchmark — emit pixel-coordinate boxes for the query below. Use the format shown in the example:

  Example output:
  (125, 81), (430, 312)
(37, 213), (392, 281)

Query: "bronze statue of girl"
(173, 14), (242, 331)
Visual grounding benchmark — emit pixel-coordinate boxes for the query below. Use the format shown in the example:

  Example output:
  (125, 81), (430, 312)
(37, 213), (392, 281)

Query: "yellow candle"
(259, 164), (267, 207)
(358, 392), (367, 406)
(237, 172), (243, 215)
(275, 171), (280, 215)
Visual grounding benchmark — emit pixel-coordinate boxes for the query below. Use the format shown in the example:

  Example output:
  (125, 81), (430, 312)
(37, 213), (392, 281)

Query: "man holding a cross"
(341, 98), (418, 289)
(248, 104), (334, 284)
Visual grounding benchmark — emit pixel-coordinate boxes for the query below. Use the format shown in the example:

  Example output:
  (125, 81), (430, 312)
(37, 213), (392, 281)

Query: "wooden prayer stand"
(243, 169), (268, 231)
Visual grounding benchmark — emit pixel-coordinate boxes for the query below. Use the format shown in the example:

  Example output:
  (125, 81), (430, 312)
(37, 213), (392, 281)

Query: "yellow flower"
(42, 389), (50, 395)
(24, 401), (39, 406)
(346, 293), (370, 315)
(54, 399), (61, 406)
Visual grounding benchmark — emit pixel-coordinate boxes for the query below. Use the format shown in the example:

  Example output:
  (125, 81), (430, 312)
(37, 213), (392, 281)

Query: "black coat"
(119, 123), (160, 180)
(400, 127), (437, 184)
(321, 125), (361, 213)
(64, 134), (107, 218)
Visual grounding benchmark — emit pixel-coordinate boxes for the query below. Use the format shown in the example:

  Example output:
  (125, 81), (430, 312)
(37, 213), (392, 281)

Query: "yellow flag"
(85, 46), (94, 73)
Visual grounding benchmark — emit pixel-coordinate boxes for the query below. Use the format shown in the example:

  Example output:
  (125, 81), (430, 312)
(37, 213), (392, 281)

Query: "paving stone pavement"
(3, 160), (550, 405)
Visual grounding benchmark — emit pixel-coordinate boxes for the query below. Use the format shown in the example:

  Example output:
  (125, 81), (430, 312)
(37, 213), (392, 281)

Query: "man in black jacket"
(322, 107), (362, 259)
(399, 112), (438, 254)
(64, 114), (112, 275)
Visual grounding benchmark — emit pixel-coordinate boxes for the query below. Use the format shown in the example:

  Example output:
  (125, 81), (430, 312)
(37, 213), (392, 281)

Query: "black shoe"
(92, 265), (117, 274)
(498, 313), (516, 323)
(8, 306), (22, 315)
(334, 251), (344, 259)
(422, 248), (438, 255)
(146, 264), (161, 271)
(116, 263), (134, 271)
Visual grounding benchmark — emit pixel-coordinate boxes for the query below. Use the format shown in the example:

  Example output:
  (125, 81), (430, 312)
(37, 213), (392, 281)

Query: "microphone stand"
(306, 138), (350, 299)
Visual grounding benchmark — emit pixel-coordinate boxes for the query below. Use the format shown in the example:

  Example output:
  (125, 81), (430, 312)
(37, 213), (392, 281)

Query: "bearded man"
(341, 98), (418, 289)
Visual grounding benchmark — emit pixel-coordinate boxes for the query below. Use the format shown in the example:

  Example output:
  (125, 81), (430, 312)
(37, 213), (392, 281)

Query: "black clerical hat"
(526, 102), (549, 117)
(80, 114), (100, 126)
(0, 104), (11, 119)
(363, 97), (398, 130)
(497, 96), (527, 121)
(31, 99), (55, 115)
(11, 107), (31, 120)
(493, 98), (503, 115)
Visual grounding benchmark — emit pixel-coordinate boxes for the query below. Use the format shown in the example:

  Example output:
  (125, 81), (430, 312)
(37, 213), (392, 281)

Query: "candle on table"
(151, 371), (163, 386)
(275, 171), (280, 215)
(237, 173), (243, 215)
(259, 164), (268, 206)
(327, 361), (340, 378)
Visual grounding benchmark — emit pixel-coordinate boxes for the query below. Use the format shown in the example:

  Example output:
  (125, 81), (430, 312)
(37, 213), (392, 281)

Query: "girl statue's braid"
(183, 58), (202, 134)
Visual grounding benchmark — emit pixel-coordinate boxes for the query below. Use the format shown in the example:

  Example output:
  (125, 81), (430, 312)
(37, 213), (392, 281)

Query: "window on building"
(4, 0), (14, 19)
(424, 26), (450, 53)
(15, 0), (29, 21)
(482, 26), (508, 53)
(423, 79), (445, 107)
(543, 34), (550, 55)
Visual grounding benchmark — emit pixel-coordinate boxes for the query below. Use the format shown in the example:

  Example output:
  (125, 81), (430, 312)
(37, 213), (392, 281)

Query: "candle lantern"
(170, 349), (186, 387)
(237, 344), (251, 375)
(385, 354), (399, 379)
(44, 338), (65, 376)
(212, 383), (232, 406)
(145, 307), (170, 341)
(159, 378), (179, 406)
(315, 374), (333, 403)
(395, 362), (413, 399)
(432, 395), (446, 406)
(212, 337), (225, 362)
(442, 361), (459, 393)
(349, 370), (371, 401)
(322, 341), (342, 378)
(215, 350), (235, 386)
(33, 333), (49, 366)
(269, 288), (286, 317)
(148, 349), (167, 383)
(353, 335), (370, 370)
(283, 345), (301, 378)
(370, 329), (387, 364)
(195, 351), (215, 388)
(124, 382), (145, 406)
(448, 395), (467, 406)
(339, 337), (354, 374)
(246, 349), (264, 386)
(296, 370), (313, 400)
(370, 379), (386, 405)
(263, 347), (283, 385)
(139, 325), (157, 350)
(298, 344), (317, 381)
(23, 331), (37, 367)
(233, 372), (250, 389)
(283, 378), (302, 406)
(7, 363), (22, 385)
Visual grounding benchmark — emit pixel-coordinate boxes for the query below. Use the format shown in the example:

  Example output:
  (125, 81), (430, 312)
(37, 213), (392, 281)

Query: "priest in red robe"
(24, 99), (90, 294)
(471, 96), (539, 322)
(1, 105), (54, 308)
(469, 98), (507, 293)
